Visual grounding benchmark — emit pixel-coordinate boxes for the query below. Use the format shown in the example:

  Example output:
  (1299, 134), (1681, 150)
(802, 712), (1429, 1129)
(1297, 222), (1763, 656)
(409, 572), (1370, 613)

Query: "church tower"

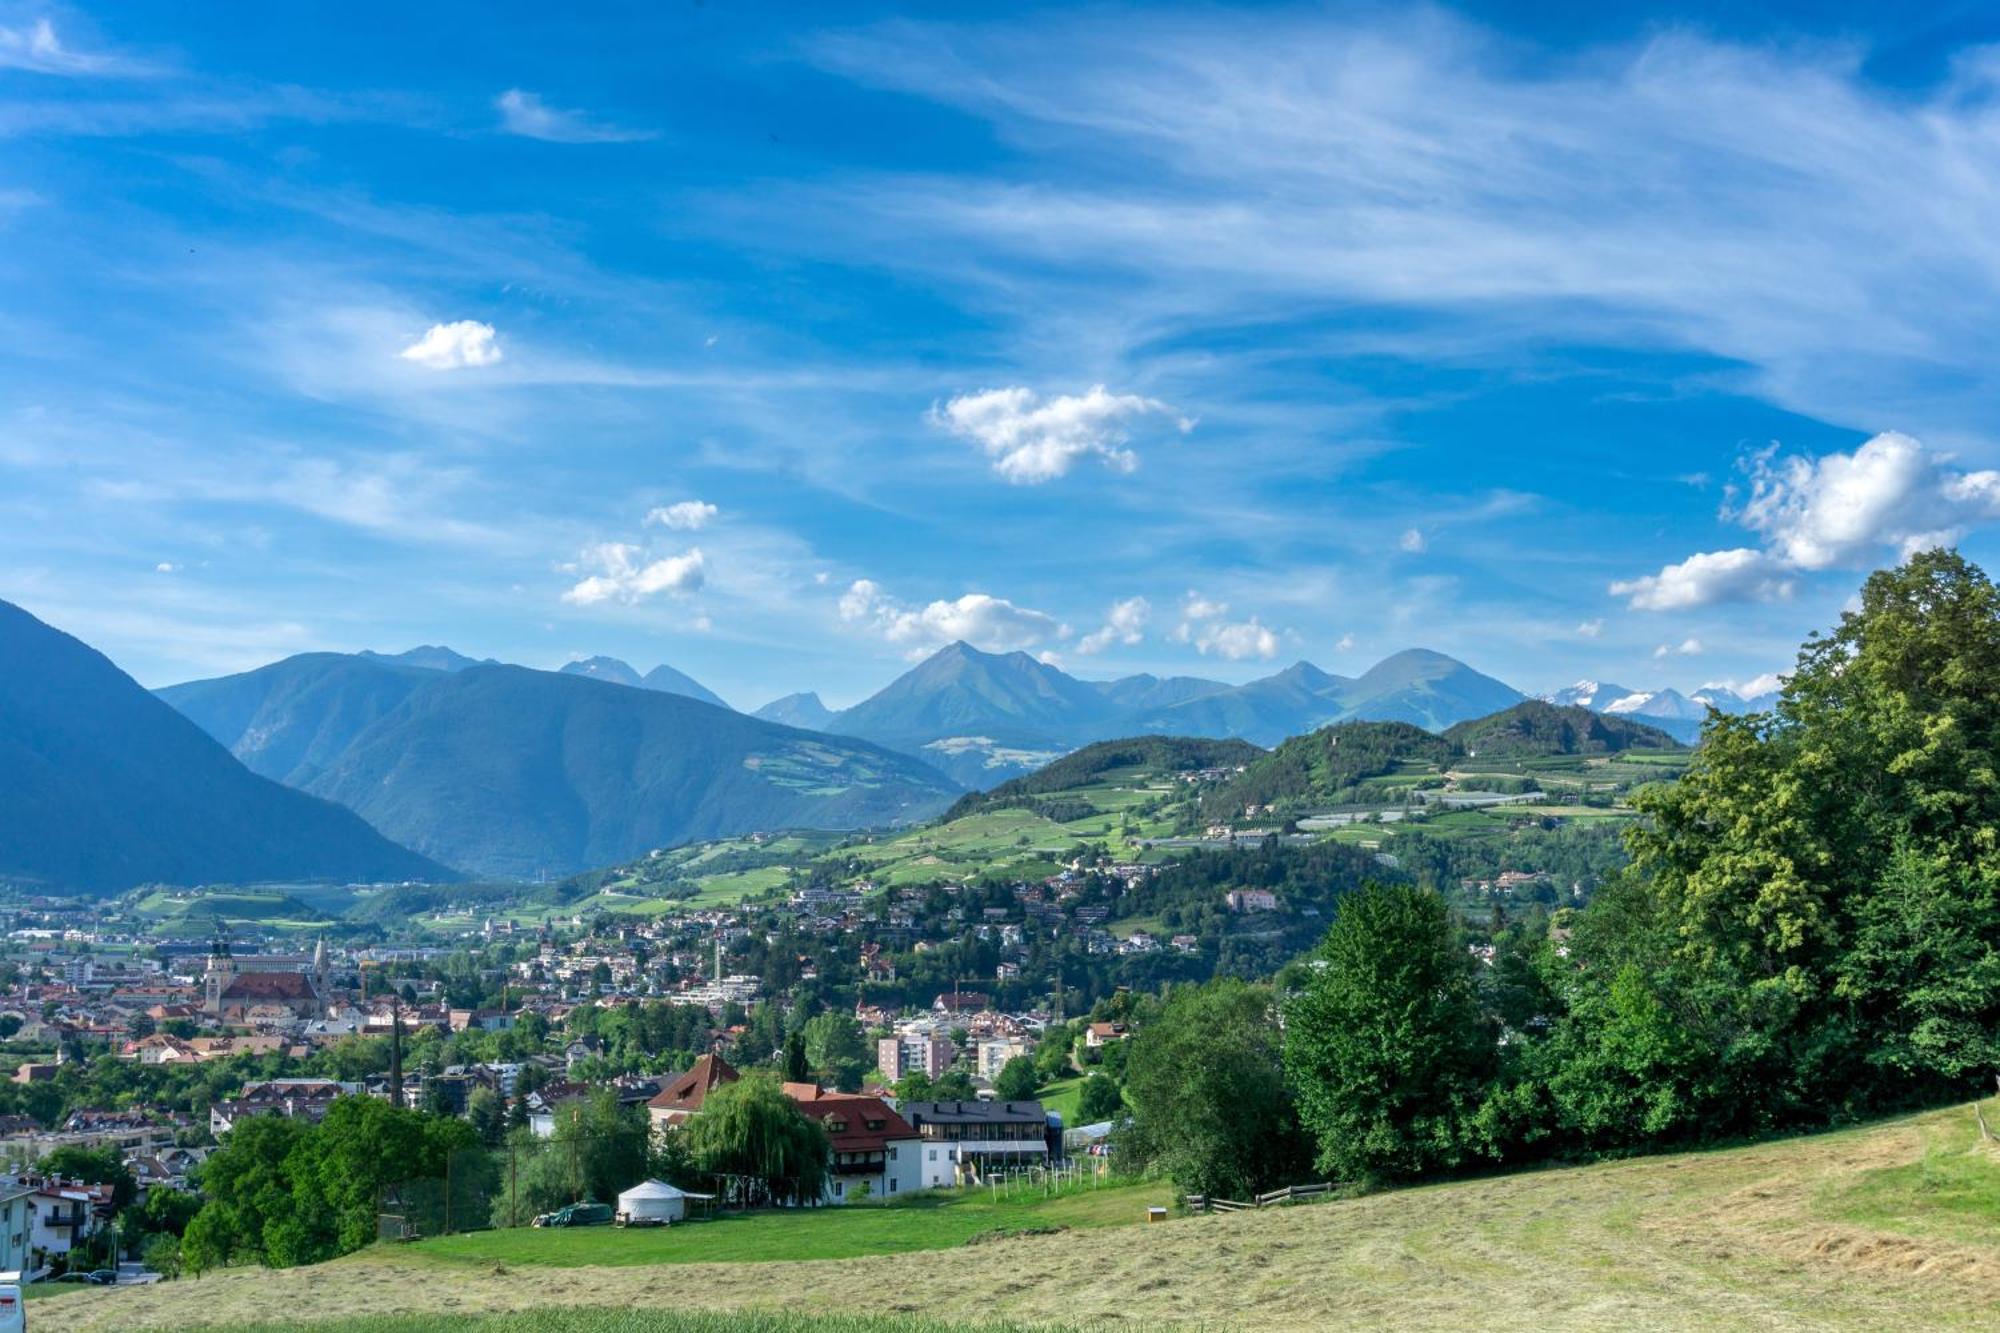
(204, 933), (236, 1015)
(313, 935), (330, 1000)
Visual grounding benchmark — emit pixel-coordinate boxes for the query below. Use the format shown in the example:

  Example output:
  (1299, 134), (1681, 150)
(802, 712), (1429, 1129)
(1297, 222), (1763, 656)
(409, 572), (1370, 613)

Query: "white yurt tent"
(617, 1179), (696, 1224)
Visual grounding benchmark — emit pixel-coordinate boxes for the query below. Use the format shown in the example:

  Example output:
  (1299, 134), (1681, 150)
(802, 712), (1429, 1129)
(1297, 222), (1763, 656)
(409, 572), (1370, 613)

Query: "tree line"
(1118, 552), (2000, 1198)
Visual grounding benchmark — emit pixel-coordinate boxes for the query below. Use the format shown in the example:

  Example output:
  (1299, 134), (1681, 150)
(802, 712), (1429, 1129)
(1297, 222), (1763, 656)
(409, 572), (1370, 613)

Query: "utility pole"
(389, 989), (405, 1108)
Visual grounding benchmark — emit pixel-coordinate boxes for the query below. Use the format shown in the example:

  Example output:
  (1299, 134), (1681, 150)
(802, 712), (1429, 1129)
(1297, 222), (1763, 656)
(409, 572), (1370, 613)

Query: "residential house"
(784, 1086), (925, 1203)
(644, 1053), (739, 1131)
(900, 1100), (1053, 1186)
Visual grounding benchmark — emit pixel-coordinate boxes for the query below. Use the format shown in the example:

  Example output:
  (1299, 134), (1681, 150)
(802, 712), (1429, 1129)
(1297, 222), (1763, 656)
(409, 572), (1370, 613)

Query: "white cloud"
(562, 544), (706, 605)
(495, 89), (657, 144)
(810, 17), (2000, 447)
(0, 18), (147, 77)
(154, 562), (179, 574)
(1653, 638), (1703, 658)
(1334, 632), (1356, 652)
(1399, 527), (1426, 554)
(1703, 672), (1786, 699)
(930, 384), (1193, 483)
(1615, 433), (2000, 610)
(1576, 618), (1604, 638)
(1730, 432), (2000, 571)
(400, 320), (502, 370)
(1610, 548), (1791, 612)
(1076, 596), (1150, 654)
(1172, 590), (1279, 660)
(647, 500), (718, 531)
(838, 579), (1060, 654)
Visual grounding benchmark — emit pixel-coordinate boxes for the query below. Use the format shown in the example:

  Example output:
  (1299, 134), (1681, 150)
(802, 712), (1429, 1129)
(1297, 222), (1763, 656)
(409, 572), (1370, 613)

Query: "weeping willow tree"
(682, 1075), (831, 1206)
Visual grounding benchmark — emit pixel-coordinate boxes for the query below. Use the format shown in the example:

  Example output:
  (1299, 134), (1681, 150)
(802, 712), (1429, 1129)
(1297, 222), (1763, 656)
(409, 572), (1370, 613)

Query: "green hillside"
(1199, 720), (1454, 819)
(161, 658), (961, 880)
(1440, 700), (1683, 756)
(946, 735), (1263, 819)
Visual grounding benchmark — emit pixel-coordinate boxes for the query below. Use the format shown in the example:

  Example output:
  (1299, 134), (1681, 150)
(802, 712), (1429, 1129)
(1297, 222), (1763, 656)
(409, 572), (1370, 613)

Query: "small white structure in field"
(617, 1179), (696, 1225)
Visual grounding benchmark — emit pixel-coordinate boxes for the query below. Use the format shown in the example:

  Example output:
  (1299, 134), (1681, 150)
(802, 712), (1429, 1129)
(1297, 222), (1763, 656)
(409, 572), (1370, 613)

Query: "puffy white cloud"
(1613, 433), (2000, 611)
(931, 385), (1193, 483)
(1399, 527), (1427, 554)
(1704, 672), (1786, 699)
(495, 89), (657, 144)
(838, 579), (1060, 654)
(1076, 596), (1150, 654)
(1610, 547), (1791, 611)
(1576, 618), (1604, 638)
(562, 544), (705, 605)
(1731, 432), (2000, 571)
(400, 320), (502, 370)
(647, 500), (717, 531)
(1172, 590), (1279, 660)
(1653, 638), (1703, 658)
(154, 561), (179, 574)
(1334, 632), (1356, 652)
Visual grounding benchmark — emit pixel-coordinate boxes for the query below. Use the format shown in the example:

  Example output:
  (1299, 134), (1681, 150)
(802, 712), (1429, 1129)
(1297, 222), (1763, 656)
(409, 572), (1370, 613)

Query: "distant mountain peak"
(558, 657), (730, 709)
(752, 691), (835, 731)
(358, 646), (491, 673)
(560, 656), (644, 688)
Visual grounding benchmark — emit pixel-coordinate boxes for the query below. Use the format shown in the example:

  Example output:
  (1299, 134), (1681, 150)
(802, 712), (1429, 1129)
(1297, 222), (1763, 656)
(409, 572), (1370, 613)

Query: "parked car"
(532, 1201), (613, 1228)
(50, 1270), (115, 1284)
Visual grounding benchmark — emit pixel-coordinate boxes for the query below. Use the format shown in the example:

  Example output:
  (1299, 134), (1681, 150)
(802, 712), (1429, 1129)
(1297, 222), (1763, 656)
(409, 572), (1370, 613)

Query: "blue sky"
(7, 2), (2000, 708)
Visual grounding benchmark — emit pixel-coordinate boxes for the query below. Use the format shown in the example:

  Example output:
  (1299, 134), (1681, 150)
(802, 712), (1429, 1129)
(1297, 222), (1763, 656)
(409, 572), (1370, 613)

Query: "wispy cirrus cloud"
(807, 14), (2000, 444)
(496, 89), (656, 144)
(0, 16), (153, 77)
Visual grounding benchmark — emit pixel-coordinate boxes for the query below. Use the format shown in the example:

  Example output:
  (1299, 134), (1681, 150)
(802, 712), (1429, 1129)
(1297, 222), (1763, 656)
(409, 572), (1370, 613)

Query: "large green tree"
(1285, 883), (1496, 1183)
(1617, 549), (2000, 1121)
(1120, 979), (1308, 1198)
(681, 1075), (829, 1206)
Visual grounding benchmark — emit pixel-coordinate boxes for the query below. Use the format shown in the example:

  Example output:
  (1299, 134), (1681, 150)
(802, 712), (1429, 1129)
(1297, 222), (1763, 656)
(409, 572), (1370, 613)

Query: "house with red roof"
(644, 1053), (739, 1130)
(784, 1084), (925, 1203)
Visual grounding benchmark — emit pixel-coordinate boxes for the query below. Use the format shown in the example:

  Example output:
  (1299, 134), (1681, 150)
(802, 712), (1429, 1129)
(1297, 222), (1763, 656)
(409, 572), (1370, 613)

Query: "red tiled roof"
(645, 1053), (738, 1114)
(220, 972), (314, 1000)
(790, 1093), (916, 1153)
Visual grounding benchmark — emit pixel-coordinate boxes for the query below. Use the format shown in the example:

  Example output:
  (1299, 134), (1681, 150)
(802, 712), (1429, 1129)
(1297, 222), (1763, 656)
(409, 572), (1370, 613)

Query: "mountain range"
(1542, 680), (1781, 743)
(810, 643), (1526, 784)
(159, 652), (959, 879)
(0, 600), (446, 893)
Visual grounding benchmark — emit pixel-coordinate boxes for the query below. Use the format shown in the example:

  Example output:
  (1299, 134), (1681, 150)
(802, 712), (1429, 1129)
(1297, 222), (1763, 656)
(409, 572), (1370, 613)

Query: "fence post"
(510, 1145), (518, 1227)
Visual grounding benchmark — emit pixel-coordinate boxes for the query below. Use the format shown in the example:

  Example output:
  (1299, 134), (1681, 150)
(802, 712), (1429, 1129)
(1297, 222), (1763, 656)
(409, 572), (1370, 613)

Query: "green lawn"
(1037, 1075), (1085, 1122)
(1817, 1106), (2000, 1248)
(401, 1180), (1167, 1269)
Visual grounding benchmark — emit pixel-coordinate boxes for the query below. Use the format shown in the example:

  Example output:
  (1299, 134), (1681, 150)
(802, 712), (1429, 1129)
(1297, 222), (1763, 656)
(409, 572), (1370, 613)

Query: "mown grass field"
(43, 1100), (2000, 1332)
(175, 1315), (1068, 1333)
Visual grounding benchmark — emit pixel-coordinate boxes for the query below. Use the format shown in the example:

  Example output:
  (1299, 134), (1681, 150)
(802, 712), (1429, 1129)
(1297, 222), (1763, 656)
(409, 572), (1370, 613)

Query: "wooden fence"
(1183, 1182), (1333, 1214)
